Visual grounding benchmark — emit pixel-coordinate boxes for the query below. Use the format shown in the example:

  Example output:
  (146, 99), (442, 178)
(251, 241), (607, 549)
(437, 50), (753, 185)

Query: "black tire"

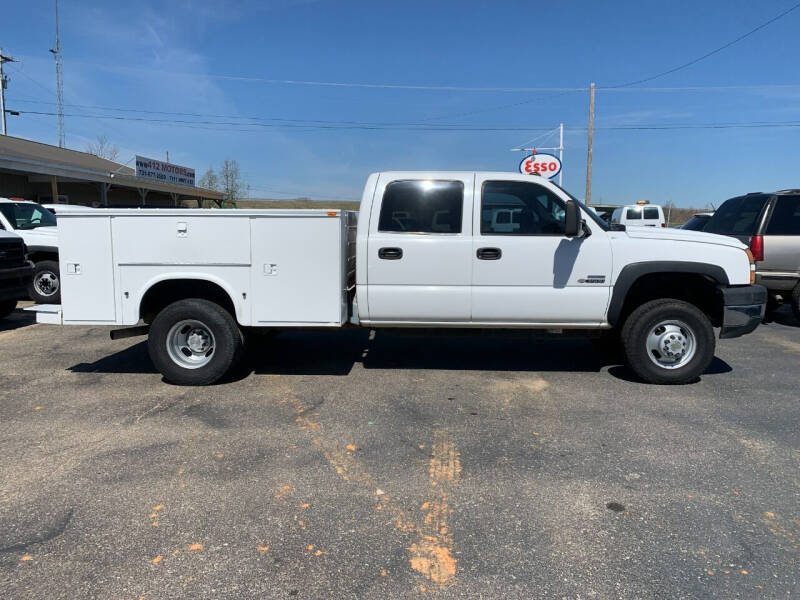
(28, 260), (61, 304)
(0, 299), (17, 319)
(148, 299), (243, 385)
(621, 299), (715, 385)
(791, 283), (800, 323)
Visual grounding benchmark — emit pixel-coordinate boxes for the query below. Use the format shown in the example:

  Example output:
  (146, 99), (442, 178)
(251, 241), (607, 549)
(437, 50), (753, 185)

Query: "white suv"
(0, 199), (60, 303)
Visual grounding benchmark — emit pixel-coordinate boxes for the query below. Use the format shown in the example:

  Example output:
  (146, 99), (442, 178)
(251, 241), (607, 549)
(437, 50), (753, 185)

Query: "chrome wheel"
(34, 270), (59, 297)
(166, 319), (216, 369)
(645, 320), (696, 369)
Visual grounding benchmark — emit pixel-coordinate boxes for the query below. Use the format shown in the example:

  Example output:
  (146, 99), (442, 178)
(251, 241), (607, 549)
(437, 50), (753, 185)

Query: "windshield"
(0, 202), (58, 230)
(705, 195), (768, 236)
(551, 182), (610, 231)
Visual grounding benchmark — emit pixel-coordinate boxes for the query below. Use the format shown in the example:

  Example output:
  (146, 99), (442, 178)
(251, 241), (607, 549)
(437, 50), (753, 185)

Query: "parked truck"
(0, 198), (61, 304)
(0, 230), (34, 319)
(31, 172), (766, 385)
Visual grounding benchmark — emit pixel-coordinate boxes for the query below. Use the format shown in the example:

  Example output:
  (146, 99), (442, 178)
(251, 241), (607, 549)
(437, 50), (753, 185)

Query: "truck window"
(0, 202), (57, 230)
(378, 180), (463, 233)
(643, 207), (660, 219)
(705, 195), (768, 236)
(481, 181), (566, 235)
(626, 208), (641, 220)
(765, 196), (800, 235)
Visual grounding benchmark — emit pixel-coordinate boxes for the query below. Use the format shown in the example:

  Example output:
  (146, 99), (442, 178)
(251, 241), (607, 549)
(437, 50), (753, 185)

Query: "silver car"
(705, 190), (800, 319)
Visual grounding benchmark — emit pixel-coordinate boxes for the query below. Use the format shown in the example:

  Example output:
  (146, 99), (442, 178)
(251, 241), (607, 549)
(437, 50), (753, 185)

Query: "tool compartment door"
(250, 215), (344, 325)
(59, 216), (117, 323)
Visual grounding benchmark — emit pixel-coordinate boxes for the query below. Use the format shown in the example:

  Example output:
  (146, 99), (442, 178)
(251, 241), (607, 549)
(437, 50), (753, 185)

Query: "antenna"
(49, 0), (65, 147)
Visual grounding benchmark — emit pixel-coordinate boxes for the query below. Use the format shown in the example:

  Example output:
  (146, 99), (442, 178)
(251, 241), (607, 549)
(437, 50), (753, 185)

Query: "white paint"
(39, 173), (753, 332)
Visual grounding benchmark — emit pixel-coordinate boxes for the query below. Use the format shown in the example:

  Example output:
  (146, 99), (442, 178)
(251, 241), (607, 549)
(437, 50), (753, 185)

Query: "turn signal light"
(744, 248), (756, 284)
(749, 235), (764, 262)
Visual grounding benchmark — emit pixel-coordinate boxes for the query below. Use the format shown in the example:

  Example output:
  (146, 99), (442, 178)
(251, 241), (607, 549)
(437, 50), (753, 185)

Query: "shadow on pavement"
(0, 307), (36, 333)
(69, 341), (158, 375)
(607, 356), (732, 385)
(65, 328), (734, 382)
(766, 304), (799, 328)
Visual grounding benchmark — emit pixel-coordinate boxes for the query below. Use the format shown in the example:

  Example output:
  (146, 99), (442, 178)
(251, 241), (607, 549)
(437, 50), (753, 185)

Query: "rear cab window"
(643, 207), (660, 220)
(626, 208), (641, 220)
(378, 180), (463, 233)
(765, 195), (800, 235)
(705, 194), (769, 236)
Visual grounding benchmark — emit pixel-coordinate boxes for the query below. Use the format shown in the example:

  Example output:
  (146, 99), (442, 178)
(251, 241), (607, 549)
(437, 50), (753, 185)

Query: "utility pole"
(0, 48), (17, 136)
(50, 0), (65, 147)
(584, 82), (595, 205)
(558, 122), (564, 187)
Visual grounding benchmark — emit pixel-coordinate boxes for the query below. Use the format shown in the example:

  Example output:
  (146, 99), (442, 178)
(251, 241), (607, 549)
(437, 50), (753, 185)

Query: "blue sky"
(2, 0), (799, 207)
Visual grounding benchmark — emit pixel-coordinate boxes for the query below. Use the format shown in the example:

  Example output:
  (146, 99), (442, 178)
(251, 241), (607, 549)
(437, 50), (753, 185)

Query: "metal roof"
(0, 135), (223, 200)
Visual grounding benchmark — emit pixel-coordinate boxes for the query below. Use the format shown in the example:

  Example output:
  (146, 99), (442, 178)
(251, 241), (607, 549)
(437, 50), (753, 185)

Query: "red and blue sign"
(519, 152), (562, 179)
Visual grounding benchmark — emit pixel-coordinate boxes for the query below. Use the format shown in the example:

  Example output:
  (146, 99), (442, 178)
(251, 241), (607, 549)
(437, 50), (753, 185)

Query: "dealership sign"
(519, 152), (562, 179)
(135, 156), (195, 186)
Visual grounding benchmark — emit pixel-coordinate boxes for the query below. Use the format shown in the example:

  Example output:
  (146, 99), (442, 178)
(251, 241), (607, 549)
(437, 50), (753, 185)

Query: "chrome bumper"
(719, 284), (767, 339)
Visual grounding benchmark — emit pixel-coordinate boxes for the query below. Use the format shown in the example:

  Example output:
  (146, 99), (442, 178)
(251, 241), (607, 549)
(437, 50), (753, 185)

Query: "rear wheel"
(621, 299), (715, 384)
(791, 283), (800, 322)
(148, 299), (243, 385)
(29, 260), (61, 304)
(0, 299), (17, 319)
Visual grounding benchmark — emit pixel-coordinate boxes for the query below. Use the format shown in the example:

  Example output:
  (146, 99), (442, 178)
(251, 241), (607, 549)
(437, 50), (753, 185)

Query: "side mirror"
(564, 200), (582, 237)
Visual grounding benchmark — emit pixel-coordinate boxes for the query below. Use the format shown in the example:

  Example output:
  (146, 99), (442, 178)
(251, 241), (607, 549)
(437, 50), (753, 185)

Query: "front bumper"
(719, 284), (767, 339)
(0, 262), (34, 301)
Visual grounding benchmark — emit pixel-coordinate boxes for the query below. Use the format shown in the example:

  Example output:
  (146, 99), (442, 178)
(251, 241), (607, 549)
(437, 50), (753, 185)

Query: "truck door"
(471, 175), (612, 324)
(365, 173), (473, 322)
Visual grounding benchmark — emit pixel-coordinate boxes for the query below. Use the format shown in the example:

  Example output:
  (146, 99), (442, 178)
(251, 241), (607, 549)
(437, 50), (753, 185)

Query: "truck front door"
(471, 176), (612, 324)
(365, 174), (473, 322)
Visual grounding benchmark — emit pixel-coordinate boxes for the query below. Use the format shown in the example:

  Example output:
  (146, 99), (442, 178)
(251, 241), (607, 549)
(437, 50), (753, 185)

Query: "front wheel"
(29, 260), (61, 304)
(621, 299), (715, 384)
(148, 299), (243, 385)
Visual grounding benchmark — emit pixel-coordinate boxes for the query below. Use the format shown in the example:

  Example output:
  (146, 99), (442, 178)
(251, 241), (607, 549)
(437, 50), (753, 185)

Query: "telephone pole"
(584, 82), (595, 205)
(0, 49), (16, 136)
(50, 0), (65, 147)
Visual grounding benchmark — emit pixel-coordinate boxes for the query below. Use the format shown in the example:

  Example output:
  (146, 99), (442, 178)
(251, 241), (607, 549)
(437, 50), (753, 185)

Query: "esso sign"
(519, 153), (562, 179)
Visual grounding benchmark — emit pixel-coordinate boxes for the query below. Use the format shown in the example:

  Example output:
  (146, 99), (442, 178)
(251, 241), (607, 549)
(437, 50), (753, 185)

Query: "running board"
(110, 325), (150, 340)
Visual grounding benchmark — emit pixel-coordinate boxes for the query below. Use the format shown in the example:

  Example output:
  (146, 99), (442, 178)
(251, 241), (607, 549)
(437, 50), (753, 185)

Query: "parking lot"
(1, 304), (798, 599)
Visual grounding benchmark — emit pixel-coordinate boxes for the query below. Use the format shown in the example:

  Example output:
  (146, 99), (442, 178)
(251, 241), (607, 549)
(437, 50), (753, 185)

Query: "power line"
(16, 109), (800, 132)
(612, 1), (800, 87)
(15, 110), (558, 131)
(83, 64), (588, 93)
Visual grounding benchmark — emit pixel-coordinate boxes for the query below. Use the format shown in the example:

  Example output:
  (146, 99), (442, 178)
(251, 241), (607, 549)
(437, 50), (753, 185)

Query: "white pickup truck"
(32, 171), (766, 385)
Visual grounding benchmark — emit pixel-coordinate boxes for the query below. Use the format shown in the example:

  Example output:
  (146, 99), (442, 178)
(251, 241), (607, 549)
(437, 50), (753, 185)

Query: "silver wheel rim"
(166, 319), (216, 369)
(645, 319), (697, 370)
(34, 270), (59, 297)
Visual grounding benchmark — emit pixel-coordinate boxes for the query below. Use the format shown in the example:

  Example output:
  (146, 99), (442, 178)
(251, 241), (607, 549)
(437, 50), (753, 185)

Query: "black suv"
(704, 190), (800, 320)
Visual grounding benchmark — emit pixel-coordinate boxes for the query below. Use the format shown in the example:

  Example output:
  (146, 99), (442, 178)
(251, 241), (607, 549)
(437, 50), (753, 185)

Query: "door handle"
(378, 247), (403, 260)
(476, 247), (502, 260)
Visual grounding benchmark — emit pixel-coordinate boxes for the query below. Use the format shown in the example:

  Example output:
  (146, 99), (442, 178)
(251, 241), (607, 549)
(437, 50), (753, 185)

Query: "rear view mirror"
(564, 200), (582, 237)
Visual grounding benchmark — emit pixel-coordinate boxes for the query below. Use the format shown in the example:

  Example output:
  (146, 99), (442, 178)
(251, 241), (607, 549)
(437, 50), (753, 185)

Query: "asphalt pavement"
(1, 304), (798, 599)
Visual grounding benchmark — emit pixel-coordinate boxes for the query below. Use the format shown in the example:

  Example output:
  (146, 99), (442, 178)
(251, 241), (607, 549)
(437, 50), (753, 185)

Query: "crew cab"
(0, 198), (60, 303)
(31, 171), (766, 385)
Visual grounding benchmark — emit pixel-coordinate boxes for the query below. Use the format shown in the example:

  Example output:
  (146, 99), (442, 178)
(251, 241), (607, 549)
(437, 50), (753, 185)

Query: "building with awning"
(0, 135), (224, 207)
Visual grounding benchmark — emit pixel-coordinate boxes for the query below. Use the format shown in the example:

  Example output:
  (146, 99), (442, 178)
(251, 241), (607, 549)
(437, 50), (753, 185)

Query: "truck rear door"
(365, 173), (473, 322)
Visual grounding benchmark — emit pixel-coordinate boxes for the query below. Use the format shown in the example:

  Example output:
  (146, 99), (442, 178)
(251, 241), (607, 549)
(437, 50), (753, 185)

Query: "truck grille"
(0, 238), (26, 268)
